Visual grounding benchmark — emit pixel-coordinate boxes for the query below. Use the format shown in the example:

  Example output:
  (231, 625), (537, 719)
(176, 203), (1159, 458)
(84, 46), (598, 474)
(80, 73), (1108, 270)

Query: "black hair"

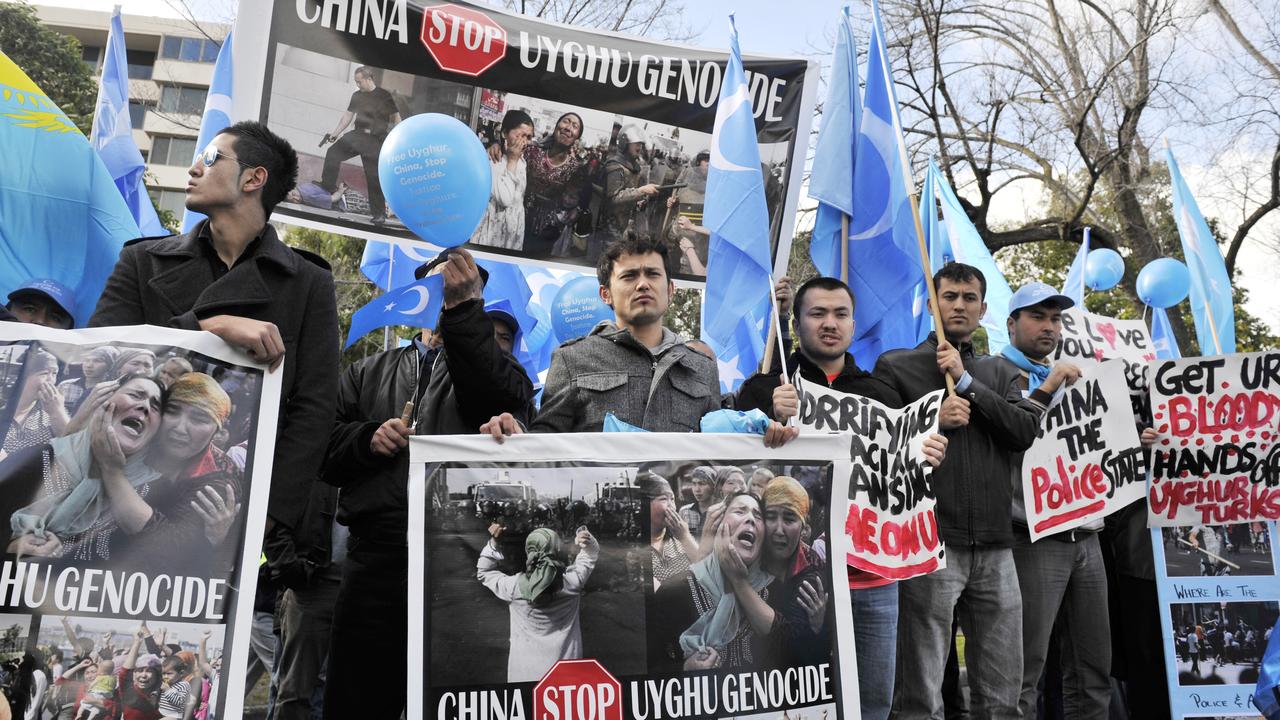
(353, 65), (375, 81)
(596, 238), (671, 289)
(793, 276), (856, 317)
(219, 121), (299, 218)
(694, 151), (710, 165)
(116, 372), (164, 398)
(500, 109), (535, 135)
(541, 111), (583, 150)
(933, 262), (987, 300)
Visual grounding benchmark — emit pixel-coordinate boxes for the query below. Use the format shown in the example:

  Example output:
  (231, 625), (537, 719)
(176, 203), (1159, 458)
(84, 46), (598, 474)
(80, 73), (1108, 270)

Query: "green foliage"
(0, 1), (98, 133)
(280, 225), (389, 368)
(664, 287), (701, 339)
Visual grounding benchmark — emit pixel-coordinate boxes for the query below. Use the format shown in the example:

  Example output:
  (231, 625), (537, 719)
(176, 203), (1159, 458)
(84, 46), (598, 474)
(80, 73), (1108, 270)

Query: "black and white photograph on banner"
(409, 433), (859, 720)
(1171, 602), (1278, 686)
(0, 323), (280, 720)
(249, 0), (814, 280)
(1161, 524), (1275, 578)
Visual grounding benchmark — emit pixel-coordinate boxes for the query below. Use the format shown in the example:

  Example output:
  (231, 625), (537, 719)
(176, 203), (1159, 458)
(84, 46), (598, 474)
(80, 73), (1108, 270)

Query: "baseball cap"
(1007, 282), (1074, 317)
(485, 307), (519, 337)
(7, 278), (77, 322)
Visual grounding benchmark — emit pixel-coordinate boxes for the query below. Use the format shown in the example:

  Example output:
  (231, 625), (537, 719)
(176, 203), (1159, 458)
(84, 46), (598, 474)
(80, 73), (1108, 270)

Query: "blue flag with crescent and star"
(345, 274), (445, 348)
(1062, 227), (1091, 306)
(91, 8), (164, 236)
(700, 16), (774, 393)
(0, 50), (139, 327)
(847, 0), (926, 367)
(182, 31), (234, 232)
(808, 6), (860, 278)
(1167, 147), (1235, 354)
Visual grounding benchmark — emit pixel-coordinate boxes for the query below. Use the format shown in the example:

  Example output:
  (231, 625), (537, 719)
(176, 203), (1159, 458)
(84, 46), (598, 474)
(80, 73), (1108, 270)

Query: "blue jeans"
(894, 545), (1023, 720)
(851, 582), (899, 720)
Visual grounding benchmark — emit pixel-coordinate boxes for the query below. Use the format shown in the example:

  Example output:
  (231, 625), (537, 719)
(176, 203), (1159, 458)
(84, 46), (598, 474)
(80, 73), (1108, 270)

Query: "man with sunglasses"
(90, 120), (339, 572)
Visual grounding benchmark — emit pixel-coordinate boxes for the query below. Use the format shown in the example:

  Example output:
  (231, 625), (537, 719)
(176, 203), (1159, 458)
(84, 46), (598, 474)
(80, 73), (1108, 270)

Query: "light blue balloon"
(1136, 258), (1190, 309)
(551, 276), (613, 342)
(1084, 248), (1125, 291)
(377, 113), (490, 248)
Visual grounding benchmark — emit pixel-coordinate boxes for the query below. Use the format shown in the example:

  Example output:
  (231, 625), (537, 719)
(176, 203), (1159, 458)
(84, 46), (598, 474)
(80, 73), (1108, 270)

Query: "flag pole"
(383, 239), (395, 351)
(763, 275), (790, 380)
(908, 190), (956, 395)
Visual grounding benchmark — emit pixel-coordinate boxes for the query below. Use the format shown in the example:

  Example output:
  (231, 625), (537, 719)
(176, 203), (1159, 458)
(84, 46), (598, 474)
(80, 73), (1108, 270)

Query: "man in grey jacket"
(482, 238), (795, 445)
(999, 282), (1110, 719)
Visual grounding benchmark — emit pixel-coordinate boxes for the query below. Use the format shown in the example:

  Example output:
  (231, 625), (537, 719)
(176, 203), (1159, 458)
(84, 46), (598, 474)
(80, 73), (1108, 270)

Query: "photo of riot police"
(1161, 523), (1274, 577)
(426, 464), (649, 686)
(0, 339), (261, 579)
(260, 45), (791, 280)
(644, 461), (834, 674)
(1171, 601), (1278, 686)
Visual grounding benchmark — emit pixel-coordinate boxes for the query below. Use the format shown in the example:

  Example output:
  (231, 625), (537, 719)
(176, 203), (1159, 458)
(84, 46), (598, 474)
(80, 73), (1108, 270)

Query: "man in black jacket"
(321, 247), (534, 720)
(874, 263), (1043, 720)
(735, 276), (948, 720)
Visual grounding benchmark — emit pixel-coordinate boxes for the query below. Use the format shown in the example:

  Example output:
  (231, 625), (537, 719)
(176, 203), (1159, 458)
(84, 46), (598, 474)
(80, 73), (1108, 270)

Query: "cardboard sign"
(1148, 351), (1280, 526)
(1020, 361), (1146, 540)
(1053, 308), (1157, 423)
(795, 377), (944, 580)
(406, 433), (863, 720)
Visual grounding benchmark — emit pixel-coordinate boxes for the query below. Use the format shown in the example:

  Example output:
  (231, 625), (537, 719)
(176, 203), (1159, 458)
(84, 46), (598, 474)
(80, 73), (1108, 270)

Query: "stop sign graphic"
(534, 659), (622, 720)
(420, 4), (507, 77)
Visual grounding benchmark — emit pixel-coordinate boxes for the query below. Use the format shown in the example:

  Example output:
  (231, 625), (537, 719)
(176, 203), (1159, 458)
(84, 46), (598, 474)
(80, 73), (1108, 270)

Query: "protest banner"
(232, 1), (817, 281)
(1019, 361), (1146, 541)
(793, 378), (943, 580)
(406, 433), (861, 720)
(0, 322), (279, 719)
(1147, 351), (1280, 527)
(1052, 307), (1157, 423)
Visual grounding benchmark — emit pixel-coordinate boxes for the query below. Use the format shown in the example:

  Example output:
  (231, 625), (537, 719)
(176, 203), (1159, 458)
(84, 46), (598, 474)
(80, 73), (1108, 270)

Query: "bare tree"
(498, 0), (693, 42)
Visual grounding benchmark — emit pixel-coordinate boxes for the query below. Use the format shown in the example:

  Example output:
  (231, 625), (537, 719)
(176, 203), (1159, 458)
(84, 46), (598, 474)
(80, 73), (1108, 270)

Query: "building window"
(126, 49), (156, 79)
(158, 86), (207, 115)
(82, 46), (101, 73)
(153, 189), (187, 218)
(128, 100), (149, 127)
(151, 136), (198, 166)
(160, 35), (220, 64)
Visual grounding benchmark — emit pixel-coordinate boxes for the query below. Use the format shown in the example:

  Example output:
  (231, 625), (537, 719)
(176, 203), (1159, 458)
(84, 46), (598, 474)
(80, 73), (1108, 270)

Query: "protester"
(118, 626), (164, 720)
(521, 112), (589, 257)
(472, 110), (534, 251)
(677, 466), (716, 539)
(648, 492), (773, 673)
(734, 275), (948, 720)
(5, 279), (76, 329)
(90, 120), (340, 604)
(476, 524), (600, 682)
(874, 263), (1042, 719)
(999, 282), (1111, 718)
(317, 66), (400, 225)
(1, 348), (67, 459)
(713, 466), (747, 501)
(322, 247), (534, 720)
(110, 349), (157, 380)
(57, 346), (118, 416)
(643, 473), (697, 589)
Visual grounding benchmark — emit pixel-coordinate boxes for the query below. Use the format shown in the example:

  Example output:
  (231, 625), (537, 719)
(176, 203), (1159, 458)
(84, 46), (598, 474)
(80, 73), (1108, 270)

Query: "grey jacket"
(530, 322), (720, 433)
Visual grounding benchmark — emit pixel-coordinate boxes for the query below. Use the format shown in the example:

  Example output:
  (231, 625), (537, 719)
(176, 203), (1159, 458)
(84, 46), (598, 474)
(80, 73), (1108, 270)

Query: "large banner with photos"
(0, 323), (279, 719)
(407, 433), (862, 720)
(233, 0), (817, 281)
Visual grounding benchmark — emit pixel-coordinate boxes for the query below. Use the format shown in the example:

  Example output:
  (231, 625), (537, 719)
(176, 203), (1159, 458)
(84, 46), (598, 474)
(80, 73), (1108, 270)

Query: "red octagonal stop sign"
(420, 3), (507, 77)
(534, 659), (622, 720)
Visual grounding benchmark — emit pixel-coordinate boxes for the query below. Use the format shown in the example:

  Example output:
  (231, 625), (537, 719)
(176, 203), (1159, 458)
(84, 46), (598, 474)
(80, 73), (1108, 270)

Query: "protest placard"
(406, 433), (861, 720)
(794, 377), (944, 580)
(1147, 351), (1280, 527)
(0, 322), (279, 719)
(234, 1), (817, 280)
(1052, 308), (1157, 423)
(1019, 361), (1146, 541)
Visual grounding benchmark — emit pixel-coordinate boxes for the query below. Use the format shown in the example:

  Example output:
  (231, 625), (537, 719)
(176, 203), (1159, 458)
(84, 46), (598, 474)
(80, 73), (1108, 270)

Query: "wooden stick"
(1177, 537), (1241, 570)
(907, 191), (956, 395)
(763, 275), (790, 381)
(762, 312), (777, 374)
(840, 215), (849, 284)
(400, 400), (415, 429)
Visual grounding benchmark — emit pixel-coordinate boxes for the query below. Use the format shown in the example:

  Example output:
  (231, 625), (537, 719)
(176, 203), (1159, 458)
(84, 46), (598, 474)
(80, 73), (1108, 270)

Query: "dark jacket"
(323, 298), (534, 544)
(735, 351), (902, 417)
(874, 334), (1042, 548)
(88, 220), (339, 531)
(531, 322), (720, 433)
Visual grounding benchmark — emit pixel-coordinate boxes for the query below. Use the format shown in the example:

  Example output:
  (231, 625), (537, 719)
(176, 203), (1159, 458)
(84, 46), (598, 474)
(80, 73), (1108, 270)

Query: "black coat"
(323, 298), (534, 543)
(735, 351), (902, 417)
(873, 334), (1042, 548)
(88, 220), (339, 531)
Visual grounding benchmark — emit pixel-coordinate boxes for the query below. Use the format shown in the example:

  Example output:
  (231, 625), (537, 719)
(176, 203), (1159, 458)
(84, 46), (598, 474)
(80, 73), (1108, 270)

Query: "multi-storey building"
(35, 5), (229, 223)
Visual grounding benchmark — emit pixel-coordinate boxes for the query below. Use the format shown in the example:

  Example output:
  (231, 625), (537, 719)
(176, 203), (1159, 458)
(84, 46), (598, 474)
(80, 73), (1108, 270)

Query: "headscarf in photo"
(517, 527), (566, 602)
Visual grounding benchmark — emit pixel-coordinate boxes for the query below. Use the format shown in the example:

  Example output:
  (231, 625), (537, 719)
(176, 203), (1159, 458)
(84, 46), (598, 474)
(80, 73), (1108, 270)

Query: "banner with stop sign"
(405, 432), (863, 720)
(1147, 351), (1280, 526)
(233, 0), (817, 283)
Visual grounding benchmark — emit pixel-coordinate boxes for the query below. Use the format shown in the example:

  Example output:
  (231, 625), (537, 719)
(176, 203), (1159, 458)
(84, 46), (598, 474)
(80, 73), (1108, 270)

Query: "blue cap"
(7, 278), (76, 321)
(1008, 282), (1074, 317)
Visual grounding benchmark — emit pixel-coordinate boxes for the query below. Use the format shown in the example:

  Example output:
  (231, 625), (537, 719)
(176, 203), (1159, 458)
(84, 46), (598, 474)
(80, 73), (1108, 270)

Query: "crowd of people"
(0, 619), (222, 720)
(0, 116), (1218, 720)
(1173, 606), (1273, 684)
